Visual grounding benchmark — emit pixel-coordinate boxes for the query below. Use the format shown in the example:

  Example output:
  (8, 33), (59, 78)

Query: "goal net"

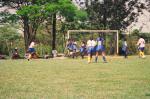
(66, 30), (119, 55)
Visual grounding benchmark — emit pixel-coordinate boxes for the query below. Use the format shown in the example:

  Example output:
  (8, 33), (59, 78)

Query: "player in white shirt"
(28, 41), (36, 60)
(87, 37), (96, 63)
(137, 36), (146, 58)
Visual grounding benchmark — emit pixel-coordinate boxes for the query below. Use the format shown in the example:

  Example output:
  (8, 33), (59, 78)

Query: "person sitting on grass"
(66, 39), (78, 58)
(12, 47), (20, 59)
(0, 54), (6, 59)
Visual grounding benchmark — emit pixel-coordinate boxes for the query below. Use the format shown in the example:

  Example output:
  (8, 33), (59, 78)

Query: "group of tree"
(1, 0), (87, 51)
(85, 0), (148, 30)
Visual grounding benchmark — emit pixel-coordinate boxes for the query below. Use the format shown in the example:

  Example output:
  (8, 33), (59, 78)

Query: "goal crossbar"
(67, 30), (119, 54)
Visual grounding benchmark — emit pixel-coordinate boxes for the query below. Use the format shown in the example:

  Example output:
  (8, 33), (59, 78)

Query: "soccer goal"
(67, 30), (119, 55)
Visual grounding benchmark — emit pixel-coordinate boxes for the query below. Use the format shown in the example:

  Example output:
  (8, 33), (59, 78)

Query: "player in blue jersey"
(122, 38), (128, 58)
(80, 41), (86, 59)
(95, 35), (107, 63)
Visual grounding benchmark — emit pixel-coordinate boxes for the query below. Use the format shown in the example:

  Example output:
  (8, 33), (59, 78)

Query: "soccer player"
(66, 39), (73, 56)
(28, 41), (36, 60)
(122, 38), (128, 58)
(66, 39), (78, 58)
(72, 39), (78, 58)
(80, 41), (86, 59)
(137, 36), (146, 58)
(87, 37), (96, 63)
(95, 35), (107, 63)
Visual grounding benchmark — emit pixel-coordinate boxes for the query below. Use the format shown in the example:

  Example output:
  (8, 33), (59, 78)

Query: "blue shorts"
(80, 47), (85, 53)
(122, 46), (127, 51)
(28, 48), (35, 53)
(87, 46), (95, 54)
(73, 45), (78, 50)
(139, 47), (144, 52)
(96, 45), (105, 52)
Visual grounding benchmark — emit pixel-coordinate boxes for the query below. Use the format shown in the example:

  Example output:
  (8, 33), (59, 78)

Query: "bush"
(35, 44), (52, 57)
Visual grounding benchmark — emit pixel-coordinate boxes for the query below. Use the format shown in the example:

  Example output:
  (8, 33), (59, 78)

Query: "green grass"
(0, 56), (150, 99)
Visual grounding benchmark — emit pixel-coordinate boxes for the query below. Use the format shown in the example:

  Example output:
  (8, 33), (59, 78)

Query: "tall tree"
(17, 4), (44, 50)
(85, 0), (145, 30)
(41, 0), (87, 50)
(2, 0), (44, 50)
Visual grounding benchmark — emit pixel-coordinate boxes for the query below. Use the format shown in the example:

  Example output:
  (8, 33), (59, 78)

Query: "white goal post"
(67, 30), (119, 54)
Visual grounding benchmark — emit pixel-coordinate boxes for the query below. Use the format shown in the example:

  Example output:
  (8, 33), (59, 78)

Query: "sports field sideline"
(0, 56), (150, 99)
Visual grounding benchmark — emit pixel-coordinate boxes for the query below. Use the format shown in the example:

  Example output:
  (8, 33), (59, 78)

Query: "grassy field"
(0, 56), (150, 99)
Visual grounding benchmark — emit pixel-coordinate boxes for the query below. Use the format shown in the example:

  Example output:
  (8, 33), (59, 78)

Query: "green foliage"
(16, 0), (84, 22)
(0, 12), (19, 23)
(132, 29), (140, 36)
(0, 24), (21, 41)
(17, 5), (42, 20)
(85, 0), (143, 30)
(36, 44), (51, 56)
(0, 42), (8, 55)
(0, 24), (22, 55)
(44, 3), (59, 14)
(75, 10), (88, 21)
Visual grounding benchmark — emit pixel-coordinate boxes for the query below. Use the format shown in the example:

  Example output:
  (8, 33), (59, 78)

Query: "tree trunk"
(23, 16), (37, 51)
(103, 7), (107, 29)
(52, 13), (56, 50)
(23, 16), (30, 50)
